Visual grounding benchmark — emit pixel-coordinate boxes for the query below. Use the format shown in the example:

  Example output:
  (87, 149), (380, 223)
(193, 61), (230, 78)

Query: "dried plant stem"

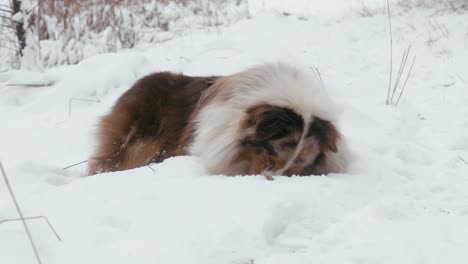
(0, 161), (43, 264)
(62, 159), (88, 170)
(395, 56), (416, 106)
(68, 98), (101, 119)
(385, 0), (393, 105)
(391, 45), (411, 102)
(458, 156), (468, 165)
(6, 83), (54, 87)
(147, 164), (156, 173)
(0, 216), (62, 241)
(313, 67), (325, 90)
(383, 0), (416, 106)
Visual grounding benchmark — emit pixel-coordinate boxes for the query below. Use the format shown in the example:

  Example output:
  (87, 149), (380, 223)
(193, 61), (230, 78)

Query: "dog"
(88, 63), (349, 177)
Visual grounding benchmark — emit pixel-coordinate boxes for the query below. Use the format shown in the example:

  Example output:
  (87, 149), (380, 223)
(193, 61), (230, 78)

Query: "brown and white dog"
(88, 63), (349, 177)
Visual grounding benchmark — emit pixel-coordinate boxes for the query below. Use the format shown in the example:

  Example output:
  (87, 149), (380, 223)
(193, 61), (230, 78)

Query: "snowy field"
(1, 0), (468, 263)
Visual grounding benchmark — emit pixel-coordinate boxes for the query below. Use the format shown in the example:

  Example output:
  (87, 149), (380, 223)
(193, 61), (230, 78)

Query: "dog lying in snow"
(88, 63), (349, 177)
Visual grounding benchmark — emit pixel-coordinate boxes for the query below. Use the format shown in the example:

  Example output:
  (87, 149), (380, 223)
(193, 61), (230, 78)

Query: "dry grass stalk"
(458, 156), (468, 165)
(395, 55), (416, 106)
(68, 98), (101, 119)
(385, 0), (393, 105)
(147, 164), (156, 173)
(6, 82), (54, 87)
(391, 45), (411, 102)
(0, 216), (62, 241)
(385, 0), (416, 106)
(0, 161), (43, 264)
(62, 159), (88, 170)
(311, 66), (325, 90)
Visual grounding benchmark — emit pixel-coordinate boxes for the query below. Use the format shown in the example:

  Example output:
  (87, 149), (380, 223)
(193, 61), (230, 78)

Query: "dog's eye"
(281, 141), (298, 148)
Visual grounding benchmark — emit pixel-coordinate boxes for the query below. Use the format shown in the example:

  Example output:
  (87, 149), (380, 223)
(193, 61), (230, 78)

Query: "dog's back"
(88, 72), (218, 175)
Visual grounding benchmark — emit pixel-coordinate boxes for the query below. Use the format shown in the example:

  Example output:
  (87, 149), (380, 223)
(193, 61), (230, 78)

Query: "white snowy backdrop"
(1, 0), (468, 263)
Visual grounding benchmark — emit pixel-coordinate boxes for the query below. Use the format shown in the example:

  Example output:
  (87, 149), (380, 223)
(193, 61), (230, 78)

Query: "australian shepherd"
(88, 63), (349, 177)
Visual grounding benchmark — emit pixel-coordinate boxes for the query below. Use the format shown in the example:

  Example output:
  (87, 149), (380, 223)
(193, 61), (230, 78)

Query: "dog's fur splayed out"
(88, 63), (349, 177)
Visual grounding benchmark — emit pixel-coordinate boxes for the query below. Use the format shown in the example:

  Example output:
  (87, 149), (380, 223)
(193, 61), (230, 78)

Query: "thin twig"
(391, 45), (411, 102)
(390, 49), (407, 101)
(147, 164), (156, 173)
(0, 24), (15, 30)
(456, 73), (466, 84)
(0, 216), (62, 241)
(395, 56), (416, 106)
(314, 67), (325, 90)
(0, 161), (43, 264)
(26, 2), (41, 14)
(0, 43), (17, 52)
(6, 83), (54, 87)
(0, 13), (13, 20)
(458, 156), (468, 165)
(68, 98), (101, 119)
(62, 159), (88, 170)
(386, 0), (393, 105)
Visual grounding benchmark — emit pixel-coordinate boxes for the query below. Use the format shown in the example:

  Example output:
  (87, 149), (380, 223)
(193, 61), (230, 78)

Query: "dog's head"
(234, 104), (340, 176)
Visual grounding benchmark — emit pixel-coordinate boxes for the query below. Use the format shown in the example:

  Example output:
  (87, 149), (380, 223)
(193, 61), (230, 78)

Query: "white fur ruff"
(189, 62), (347, 175)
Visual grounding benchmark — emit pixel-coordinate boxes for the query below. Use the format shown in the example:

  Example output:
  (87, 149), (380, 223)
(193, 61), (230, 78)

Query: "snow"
(1, 0), (468, 263)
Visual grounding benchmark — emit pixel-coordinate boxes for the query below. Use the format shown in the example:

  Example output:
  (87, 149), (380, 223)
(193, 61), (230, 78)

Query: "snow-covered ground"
(1, 1), (468, 263)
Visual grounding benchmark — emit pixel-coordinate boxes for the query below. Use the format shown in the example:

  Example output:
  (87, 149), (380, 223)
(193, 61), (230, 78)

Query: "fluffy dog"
(88, 63), (349, 177)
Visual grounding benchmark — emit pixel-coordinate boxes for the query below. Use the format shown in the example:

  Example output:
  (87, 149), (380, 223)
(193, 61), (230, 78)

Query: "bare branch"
(0, 24), (15, 30)
(0, 161), (43, 264)
(0, 30), (21, 53)
(0, 14), (13, 20)
(0, 8), (12, 13)
(0, 43), (17, 52)
(26, 2), (41, 14)
(0, 216), (62, 241)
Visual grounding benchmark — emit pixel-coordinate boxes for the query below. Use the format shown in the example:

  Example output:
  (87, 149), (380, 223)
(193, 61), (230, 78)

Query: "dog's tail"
(87, 110), (162, 175)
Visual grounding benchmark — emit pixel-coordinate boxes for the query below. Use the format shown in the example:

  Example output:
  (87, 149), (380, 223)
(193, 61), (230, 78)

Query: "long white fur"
(189, 62), (346, 175)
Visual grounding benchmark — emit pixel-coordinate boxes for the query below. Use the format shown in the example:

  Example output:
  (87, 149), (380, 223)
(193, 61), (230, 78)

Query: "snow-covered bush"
(397, 0), (468, 13)
(356, 0), (468, 17)
(0, 0), (249, 70)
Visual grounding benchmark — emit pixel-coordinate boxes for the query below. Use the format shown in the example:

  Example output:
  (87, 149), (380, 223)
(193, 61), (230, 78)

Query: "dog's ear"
(308, 118), (339, 152)
(245, 105), (303, 141)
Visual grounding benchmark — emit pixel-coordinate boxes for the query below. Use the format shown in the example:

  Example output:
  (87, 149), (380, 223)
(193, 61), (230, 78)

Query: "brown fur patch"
(88, 72), (218, 175)
(297, 118), (342, 176)
(308, 117), (339, 153)
(228, 107), (342, 177)
(228, 104), (304, 175)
